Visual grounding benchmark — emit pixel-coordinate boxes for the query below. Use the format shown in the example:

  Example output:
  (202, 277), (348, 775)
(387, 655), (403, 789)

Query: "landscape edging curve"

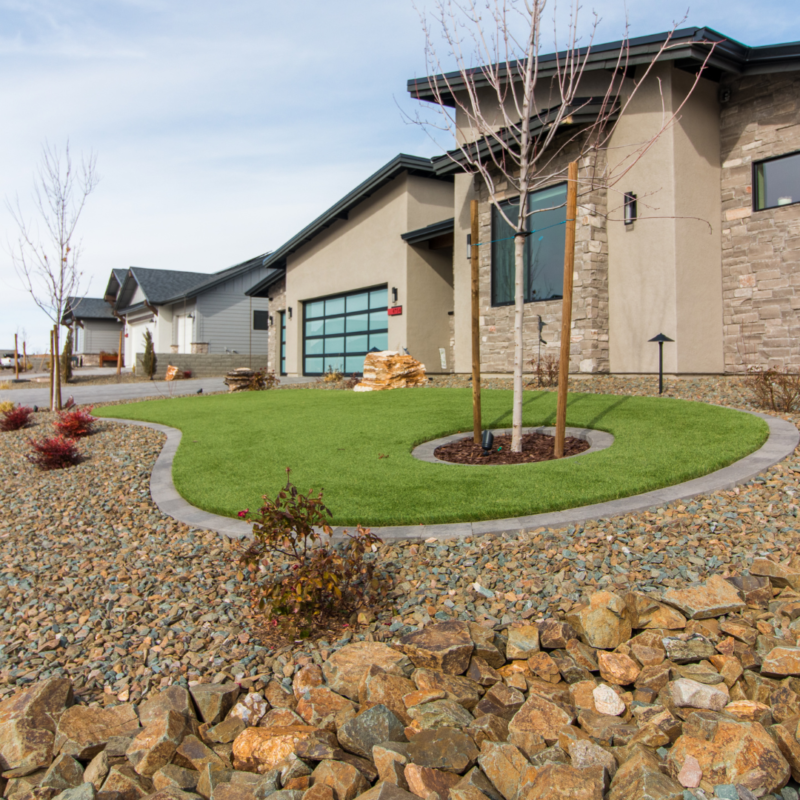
(107, 409), (798, 542)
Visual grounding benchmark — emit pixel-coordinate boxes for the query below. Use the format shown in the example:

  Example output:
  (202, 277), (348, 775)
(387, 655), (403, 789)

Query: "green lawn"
(97, 389), (768, 527)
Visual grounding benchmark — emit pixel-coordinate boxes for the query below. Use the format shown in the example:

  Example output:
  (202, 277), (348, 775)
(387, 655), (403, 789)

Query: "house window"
(491, 183), (568, 306)
(754, 152), (800, 211)
(253, 310), (269, 330)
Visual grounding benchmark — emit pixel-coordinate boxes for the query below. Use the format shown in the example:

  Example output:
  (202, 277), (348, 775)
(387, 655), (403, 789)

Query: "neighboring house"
(105, 255), (277, 375)
(246, 154), (455, 376)
(61, 296), (124, 367)
(393, 26), (800, 376)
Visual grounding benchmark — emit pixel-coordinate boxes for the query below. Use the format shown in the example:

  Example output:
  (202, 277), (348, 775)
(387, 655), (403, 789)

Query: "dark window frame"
(253, 310), (269, 330)
(279, 311), (286, 376)
(752, 150), (800, 212)
(490, 182), (568, 308)
(302, 284), (389, 377)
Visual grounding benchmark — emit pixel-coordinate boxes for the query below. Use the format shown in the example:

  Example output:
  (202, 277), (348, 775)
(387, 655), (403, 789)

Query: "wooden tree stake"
(471, 198), (482, 444)
(22, 341), (27, 373)
(49, 329), (54, 410)
(117, 330), (123, 376)
(555, 161), (579, 458)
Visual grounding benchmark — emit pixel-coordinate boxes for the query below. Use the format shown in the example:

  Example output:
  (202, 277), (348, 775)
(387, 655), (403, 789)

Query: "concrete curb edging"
(107, 409), (798, 543)
(412, 426), (614, 465)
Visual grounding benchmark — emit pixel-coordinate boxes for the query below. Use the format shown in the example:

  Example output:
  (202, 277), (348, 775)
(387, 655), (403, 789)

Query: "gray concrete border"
(411, 426), (614, 465)
(105, 409), (798, 543)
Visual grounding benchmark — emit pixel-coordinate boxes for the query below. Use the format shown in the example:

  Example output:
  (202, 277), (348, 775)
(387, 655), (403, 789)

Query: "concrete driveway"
(0, 375), (315, 406)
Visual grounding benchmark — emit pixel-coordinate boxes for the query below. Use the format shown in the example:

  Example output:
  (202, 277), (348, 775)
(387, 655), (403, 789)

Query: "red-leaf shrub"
(0, 406), (34, 432)
(54, 407), (96, 438)
(27, 435), (81, 470)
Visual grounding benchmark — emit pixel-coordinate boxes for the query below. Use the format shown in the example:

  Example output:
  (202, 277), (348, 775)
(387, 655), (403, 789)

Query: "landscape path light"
(648, 333), (674, 395)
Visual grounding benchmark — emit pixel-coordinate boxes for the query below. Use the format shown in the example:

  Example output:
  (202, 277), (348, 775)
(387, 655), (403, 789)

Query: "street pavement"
(0, 375), (314, 406)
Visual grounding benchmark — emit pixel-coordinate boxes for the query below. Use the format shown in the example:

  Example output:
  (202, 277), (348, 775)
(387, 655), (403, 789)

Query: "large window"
(303, 286), (388, 375)
(755, 152), (800, 211)
(491, 183), (568, 306)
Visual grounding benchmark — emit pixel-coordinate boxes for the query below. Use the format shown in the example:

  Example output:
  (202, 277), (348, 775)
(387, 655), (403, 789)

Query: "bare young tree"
(409, 0), (714, 451)
(6, 141), (99, 409)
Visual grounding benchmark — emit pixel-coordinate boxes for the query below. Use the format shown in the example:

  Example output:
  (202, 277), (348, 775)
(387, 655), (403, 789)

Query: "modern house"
(243, 27), (800, 378)
(246, 154), (455, 377)
(61, 296), (124, 366)
(402, 27), (800, 376)
(105, 255), (276, 376)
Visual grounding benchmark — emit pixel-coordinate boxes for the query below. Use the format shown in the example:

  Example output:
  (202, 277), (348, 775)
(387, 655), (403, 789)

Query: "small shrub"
(745, 366), (800, 412)
(0, 400), (15, 414)
(27, 435), (80, 470)
(183, 369), (193, 379)
(54, 407), (96, 438)
(61, 328), (74, 382)
(322, 367), (343, 383)
(263, 369), (280, 390)
(344, 373), (360, 389)
(239, 469), (381, 635)
(0, 406), (34, 432)
(528, 353), (560, 387)
(142, 330), (156, 378)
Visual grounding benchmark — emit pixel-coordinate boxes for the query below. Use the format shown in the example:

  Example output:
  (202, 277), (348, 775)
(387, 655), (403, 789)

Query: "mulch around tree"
(434, 431), (590, 464)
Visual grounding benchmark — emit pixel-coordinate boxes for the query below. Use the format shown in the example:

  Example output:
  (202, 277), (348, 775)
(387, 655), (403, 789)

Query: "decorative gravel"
(1, 377), (798, 711)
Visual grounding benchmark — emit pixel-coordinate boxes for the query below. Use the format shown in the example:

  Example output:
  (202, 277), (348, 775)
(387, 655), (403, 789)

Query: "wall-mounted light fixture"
(466, 233), (472, 260)
(288, 307), (293, 319)
(392, 287), (398, 303)
(624, 192), (637, 226)
(269, 315), (274, 327)
(187, 313), (194, 319)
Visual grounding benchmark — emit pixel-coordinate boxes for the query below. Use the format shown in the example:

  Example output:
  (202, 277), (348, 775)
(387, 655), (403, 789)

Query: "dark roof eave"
(407, 27), (800, 106)
(257, 154), (454, 270)
(401, 218), (455, 244)
(431, 100), (618, 176)
(245, 268), (286, 298)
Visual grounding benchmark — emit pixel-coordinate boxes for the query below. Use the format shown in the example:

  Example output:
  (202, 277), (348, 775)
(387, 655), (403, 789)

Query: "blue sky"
(1, 0), (799, 351)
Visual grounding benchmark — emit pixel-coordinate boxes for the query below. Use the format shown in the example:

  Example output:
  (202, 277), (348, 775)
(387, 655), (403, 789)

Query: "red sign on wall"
(388, 306), (403, 317)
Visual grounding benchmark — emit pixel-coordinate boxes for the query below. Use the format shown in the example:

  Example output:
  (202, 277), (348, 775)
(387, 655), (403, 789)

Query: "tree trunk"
(471, 199), (482, 444)
(511, 233), (526, 452)
(52, 325), (62, 411)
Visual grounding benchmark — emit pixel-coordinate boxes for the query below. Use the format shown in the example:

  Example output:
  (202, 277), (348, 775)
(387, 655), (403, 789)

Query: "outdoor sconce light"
(624, 192), (637, 226)
(392, 287), (398, 303)
(466, 234), (472, 260)
(288, 307), (293, 319)
(268, 315), (274, 327)
(481, 430), (494, 456)
(648, 332), (674, 395)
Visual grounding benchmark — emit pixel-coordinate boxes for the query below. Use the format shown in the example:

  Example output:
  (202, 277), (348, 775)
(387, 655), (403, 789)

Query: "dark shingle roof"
(129, 267), (211, 305)
(161, 253), (273, 303)
(62, 297), (118, 324)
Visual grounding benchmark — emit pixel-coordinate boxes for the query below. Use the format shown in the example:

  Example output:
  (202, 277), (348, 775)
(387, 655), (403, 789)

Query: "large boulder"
(666, 713), (790, 794)
(54, 704), (140, 760)
(661, 575), (745, 620)
(399, 622), (474, 676)
(232, 727), (335, 774)
(322, 644), (413, 701)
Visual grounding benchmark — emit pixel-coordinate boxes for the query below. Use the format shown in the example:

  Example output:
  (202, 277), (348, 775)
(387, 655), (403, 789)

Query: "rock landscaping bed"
(5, 573), (800, 800)
(433, 433), (590, 465)
(2, 377), (800, 799)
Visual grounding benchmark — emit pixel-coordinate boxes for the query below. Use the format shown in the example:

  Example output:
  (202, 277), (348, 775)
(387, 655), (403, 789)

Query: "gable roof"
(248, 154), (454, 276)
(161, 252), (273, 303)
(408, 27), (800, 107)
(61, 297), (119, 325)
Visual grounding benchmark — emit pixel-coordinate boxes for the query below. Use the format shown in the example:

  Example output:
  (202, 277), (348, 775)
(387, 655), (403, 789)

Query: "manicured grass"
(97, 389), (768, 527)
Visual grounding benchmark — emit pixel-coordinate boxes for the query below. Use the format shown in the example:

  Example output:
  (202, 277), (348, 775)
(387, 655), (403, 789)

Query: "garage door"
(303, 287), (388, 375)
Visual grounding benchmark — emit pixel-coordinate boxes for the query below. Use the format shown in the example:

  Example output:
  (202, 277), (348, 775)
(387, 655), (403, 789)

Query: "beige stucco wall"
(282, 172), (454, 376)
(607, 64), (723, 373)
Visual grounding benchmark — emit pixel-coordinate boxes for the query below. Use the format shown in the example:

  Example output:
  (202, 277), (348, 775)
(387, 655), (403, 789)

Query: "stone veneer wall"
(720, 72), (800, 372)
(477, 143), (610, 374)
(266, 278), (286, 375)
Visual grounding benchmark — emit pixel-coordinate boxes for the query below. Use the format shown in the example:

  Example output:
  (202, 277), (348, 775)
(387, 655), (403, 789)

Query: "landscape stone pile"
(6, 567), (800, 800)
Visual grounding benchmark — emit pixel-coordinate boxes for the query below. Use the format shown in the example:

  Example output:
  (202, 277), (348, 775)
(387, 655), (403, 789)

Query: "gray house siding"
(76, 320), (123, 354)
(195, 269), (270, 355)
